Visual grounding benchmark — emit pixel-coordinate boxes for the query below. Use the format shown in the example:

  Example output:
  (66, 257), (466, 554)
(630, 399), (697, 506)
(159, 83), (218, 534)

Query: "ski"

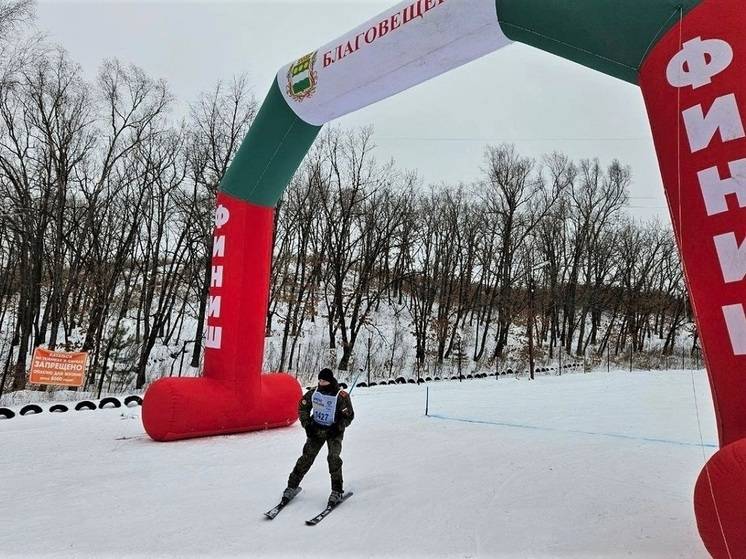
(305, 492), (353, 526)
(264, 488), (302, 520)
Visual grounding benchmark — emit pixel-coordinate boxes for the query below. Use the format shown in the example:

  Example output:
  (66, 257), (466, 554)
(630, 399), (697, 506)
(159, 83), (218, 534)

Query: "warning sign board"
(29, 348), (88, 387)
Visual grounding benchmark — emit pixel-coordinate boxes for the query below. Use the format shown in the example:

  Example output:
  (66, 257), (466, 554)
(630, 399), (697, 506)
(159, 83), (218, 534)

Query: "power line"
(376, 136), (650, 143)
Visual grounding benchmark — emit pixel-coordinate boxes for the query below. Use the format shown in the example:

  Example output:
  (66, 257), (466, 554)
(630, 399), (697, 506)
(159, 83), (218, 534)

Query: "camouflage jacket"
(298, 385), (355, 434)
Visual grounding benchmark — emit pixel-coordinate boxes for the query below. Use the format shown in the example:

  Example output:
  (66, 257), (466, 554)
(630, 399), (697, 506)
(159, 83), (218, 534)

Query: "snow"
(0, 370), (716, 558)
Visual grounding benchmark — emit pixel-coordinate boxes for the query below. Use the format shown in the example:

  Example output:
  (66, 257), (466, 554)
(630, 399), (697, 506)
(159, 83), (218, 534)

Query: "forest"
(0, 0), (696, 399)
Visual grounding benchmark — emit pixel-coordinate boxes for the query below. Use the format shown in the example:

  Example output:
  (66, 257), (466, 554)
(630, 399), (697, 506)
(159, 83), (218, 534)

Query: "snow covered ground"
(0, 370), (716, 558)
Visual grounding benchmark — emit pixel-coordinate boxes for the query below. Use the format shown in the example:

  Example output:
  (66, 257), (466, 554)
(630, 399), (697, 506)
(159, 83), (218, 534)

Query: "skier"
(283, 368), (355, 507)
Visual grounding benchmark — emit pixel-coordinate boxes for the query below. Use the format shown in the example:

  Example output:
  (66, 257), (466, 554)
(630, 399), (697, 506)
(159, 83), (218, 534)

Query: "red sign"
(29, 348), (88, 387)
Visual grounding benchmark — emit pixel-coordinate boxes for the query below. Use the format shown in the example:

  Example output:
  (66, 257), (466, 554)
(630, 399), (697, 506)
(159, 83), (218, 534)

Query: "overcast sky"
(35, 0), (670, 221)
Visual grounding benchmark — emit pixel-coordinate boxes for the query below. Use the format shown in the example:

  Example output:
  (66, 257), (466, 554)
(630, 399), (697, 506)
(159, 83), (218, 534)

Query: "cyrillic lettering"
(714, 233), (746, 283)
(211, 265), (224, 288)
(364, 27), (378, 44)
(697, 158), (746, 215)
(683, 94), (745, 152)
(212, 235), (226, 258)
(667, 37), (733, 90)
(403, 1), (423, 24)
(378, 19), (390, 38)
(207, 295), (222, 319)
(215, 205), (230, 228)
(205, 326), (222, 350)
(723, 304), (746, 355)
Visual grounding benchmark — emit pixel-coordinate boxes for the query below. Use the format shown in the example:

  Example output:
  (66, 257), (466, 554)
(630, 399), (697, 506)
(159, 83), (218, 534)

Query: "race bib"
(311, 389), (339, 426)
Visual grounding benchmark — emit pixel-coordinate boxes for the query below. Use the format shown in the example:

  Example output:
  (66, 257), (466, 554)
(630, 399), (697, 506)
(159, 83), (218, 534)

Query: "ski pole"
(348, 368), (366, 394)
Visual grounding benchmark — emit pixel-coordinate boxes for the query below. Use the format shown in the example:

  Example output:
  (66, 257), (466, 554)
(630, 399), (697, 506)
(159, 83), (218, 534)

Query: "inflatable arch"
(142, 1), (746, 555)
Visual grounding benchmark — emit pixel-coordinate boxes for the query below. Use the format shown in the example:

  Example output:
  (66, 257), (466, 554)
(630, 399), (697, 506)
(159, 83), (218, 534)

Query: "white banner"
(277, 0), (511, 126)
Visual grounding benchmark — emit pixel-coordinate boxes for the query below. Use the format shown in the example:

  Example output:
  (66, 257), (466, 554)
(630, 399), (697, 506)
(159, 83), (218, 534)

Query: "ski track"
(0, 370), (715, 558)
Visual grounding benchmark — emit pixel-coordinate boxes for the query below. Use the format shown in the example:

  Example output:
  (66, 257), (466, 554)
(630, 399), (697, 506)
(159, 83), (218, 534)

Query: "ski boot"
(328, 490), (344, 507)
(283, 486), (301, 503)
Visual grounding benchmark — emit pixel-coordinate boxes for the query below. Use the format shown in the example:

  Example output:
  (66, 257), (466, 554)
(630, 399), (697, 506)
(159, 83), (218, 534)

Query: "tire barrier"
(0, 407), (16, 419)
(124, 395), (143, 407)
(19, 404), (43, 416)
(75, 401), (97, 411)
(0, 366), (613, 427)
(99, 397), (122, 409)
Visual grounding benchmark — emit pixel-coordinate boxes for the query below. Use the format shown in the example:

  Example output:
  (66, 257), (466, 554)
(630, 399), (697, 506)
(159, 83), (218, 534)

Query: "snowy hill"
(0, 370), (716, 558)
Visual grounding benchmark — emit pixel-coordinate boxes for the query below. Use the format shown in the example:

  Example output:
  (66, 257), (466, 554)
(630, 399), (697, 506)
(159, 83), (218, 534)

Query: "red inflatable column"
(142, 193), (301, 441)
(639, 1), (746, 556)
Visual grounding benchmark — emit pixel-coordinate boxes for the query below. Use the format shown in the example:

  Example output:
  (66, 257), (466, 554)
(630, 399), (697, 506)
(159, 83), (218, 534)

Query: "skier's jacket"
(299, 380), (354, 439)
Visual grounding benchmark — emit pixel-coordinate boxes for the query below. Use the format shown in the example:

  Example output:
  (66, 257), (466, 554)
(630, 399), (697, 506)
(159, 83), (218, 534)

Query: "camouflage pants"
(288, 433), (344, 492)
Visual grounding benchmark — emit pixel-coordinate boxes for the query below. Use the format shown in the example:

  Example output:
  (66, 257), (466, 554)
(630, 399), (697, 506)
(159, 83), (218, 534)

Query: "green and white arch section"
(142, 2), (746, 555)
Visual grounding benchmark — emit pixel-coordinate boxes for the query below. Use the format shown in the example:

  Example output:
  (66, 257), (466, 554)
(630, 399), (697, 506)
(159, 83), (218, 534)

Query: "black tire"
(425, 377), (432, 382)
(99, 397), (122, 409)
(49, 404), (69, 413)
(368, 382), (377, 387)
(339, 383), (348, 390)
(20, 404), (43, 416)
(75, 401), (96, 411)
(124, 395), (143, 407)
(407, 379), (416, 384)
(356, 382), (368, 388)
(0, 408), (15, 419)
(388, 379), (397, 385)
(395, 376), (406, 384)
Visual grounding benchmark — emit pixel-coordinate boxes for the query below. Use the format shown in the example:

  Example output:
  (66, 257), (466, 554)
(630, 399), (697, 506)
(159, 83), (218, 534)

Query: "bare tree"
(0, 0), (32, 39)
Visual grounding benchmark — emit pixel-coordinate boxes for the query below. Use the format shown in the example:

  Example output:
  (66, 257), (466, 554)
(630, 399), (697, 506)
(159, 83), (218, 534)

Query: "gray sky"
(36, 0), (670, 221)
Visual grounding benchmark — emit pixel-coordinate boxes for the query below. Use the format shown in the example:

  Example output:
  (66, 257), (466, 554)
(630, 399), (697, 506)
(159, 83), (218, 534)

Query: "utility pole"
(527, 274), (536, 381)
(607, 342), (610, 373)
(367, 336), (371, 386)
(456, 332), (463, 382)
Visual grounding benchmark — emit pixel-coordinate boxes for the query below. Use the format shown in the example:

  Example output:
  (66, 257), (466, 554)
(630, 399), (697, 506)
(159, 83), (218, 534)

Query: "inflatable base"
(142, 373), (301, 442)
(694, 438), (746, 558)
